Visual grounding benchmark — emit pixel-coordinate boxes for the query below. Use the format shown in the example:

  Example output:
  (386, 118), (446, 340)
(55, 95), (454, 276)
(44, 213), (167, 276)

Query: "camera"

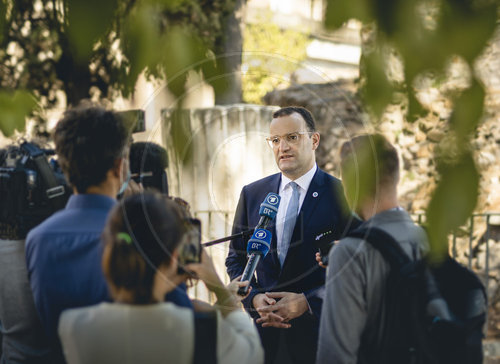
(0, 142), (71, 240)
(177, 218), (202, 273)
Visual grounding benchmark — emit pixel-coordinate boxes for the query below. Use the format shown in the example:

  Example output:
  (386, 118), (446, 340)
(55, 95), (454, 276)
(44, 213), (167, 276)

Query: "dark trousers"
(257, 314), (319, 364)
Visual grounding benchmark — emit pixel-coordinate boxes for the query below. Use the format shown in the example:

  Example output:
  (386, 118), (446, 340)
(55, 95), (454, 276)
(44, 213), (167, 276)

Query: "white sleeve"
(58, 310), (82, 364)
(216, 310), (264, 364)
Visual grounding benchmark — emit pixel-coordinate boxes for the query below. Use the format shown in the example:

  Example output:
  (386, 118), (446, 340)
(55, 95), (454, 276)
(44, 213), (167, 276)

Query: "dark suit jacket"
(226, 168), (358, 362)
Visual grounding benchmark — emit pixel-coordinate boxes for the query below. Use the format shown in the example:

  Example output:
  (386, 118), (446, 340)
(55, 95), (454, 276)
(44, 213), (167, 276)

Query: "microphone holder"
(202, 229), (254, 247)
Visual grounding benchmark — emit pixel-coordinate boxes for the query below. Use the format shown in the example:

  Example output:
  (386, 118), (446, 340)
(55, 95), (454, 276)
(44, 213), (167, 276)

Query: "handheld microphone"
(237, 228), (272, 295)
(237, 193), (280, 296)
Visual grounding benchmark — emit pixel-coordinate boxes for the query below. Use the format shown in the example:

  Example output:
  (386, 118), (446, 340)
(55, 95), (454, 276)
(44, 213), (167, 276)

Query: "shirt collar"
(66, 194), (117, 210)
(280, 164), (317, 193)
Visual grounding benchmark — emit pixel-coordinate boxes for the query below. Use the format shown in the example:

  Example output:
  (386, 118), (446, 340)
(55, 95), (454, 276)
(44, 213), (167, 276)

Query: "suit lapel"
(266, 174), (281, 267)
(298, 169), (326, 229)
(281, 169), (326, 272)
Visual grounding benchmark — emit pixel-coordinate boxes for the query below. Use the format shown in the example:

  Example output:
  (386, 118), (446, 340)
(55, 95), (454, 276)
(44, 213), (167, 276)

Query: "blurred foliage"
(0, 0), (237, 137)
(325, 0), (499, 261)
(0, 90), (37, 136)
(242, 14), (310, 104)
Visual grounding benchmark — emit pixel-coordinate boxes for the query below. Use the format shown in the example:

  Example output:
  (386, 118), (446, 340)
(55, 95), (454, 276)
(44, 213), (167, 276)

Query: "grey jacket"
(316, 209), (428, 364)
(0, 240), (50, 364)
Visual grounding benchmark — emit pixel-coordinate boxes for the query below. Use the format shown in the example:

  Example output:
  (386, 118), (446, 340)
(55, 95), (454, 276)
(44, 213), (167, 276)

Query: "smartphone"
(177, 218), (202, 274)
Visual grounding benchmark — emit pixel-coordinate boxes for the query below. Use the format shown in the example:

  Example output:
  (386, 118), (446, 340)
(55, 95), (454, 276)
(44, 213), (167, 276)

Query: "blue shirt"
(25, 194), (115, 340)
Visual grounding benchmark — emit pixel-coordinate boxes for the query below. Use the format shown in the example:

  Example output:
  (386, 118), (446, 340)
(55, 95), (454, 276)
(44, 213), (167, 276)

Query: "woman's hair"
(102, 192), (187, 304)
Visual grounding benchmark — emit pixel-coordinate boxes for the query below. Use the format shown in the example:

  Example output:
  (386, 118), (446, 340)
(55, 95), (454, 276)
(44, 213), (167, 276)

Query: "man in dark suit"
(226, 106), (357, 364)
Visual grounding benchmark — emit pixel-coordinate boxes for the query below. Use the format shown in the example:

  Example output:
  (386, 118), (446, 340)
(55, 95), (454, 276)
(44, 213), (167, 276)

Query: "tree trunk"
(214, 0), (244, 105)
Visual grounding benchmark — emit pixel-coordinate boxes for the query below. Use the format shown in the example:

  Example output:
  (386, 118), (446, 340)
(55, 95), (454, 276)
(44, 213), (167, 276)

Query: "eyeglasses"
(266, 131), (312, 149)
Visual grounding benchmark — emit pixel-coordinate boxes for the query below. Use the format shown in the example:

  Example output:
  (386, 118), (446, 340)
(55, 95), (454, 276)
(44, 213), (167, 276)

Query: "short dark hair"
(129, 142), (169, 194)
(272, 106), (316, 132)
(102, 192), (187, 304)
(53, 105), (129, 193)
(340, 134), (399, 202)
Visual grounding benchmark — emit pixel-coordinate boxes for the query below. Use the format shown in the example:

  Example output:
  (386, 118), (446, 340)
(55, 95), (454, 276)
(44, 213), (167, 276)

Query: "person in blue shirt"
(25, 105), (132, 363)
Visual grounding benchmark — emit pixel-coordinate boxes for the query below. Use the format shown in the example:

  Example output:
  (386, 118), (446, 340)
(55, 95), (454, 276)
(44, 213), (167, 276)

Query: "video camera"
(0, 142), (71, 240)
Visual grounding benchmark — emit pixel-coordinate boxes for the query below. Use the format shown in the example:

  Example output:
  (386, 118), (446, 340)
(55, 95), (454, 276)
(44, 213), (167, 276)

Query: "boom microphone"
(237, 193), (280, 296)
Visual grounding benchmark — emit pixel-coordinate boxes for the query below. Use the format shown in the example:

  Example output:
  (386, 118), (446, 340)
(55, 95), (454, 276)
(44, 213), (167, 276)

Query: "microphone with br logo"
(237, 193), (280, 296)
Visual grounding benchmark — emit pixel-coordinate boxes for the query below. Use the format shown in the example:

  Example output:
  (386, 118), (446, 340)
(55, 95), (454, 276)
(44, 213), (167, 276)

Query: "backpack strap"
(193, 311), (217, 364)
(347, 227), (411, 270)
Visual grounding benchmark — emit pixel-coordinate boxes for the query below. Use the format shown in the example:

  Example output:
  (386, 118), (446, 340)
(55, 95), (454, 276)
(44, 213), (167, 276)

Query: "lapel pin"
(312, 192), (318, 198)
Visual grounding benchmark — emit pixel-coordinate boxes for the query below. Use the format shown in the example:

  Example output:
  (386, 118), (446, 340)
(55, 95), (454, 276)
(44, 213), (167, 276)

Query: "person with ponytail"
(57, 192), (263, 364)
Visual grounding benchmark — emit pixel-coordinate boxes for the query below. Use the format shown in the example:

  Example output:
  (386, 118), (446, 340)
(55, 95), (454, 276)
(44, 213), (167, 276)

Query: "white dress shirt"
(276, 164), (317, 259)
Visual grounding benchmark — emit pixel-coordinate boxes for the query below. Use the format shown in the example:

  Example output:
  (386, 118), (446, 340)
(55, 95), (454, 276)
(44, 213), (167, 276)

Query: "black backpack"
(348, 227), (487, 364)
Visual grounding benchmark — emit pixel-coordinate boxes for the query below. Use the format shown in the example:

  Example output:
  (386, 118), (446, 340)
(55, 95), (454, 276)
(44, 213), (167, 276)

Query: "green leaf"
(324, 0), (372, 29)
(360, 50), (393, 118)
(0, 90), (37, 136)
(391, 0), (447, 79)
(0, 0), (6, 45)
(201, 53), (230, 101)
(449, 79), (485, 139)
(438, 1), (498, 62)
(66, 0), (119, 62)
(121, 4), (163, 92)
(373, 0), (402, 36)
(407, 87), (426, 122)
(425, 152), (479, 261)
(161, 26), (207, 98)
(168, 108), (193, 165)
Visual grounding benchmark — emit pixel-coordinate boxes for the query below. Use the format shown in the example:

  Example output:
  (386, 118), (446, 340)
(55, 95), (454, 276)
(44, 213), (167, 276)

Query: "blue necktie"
(279, 182), (300, 266)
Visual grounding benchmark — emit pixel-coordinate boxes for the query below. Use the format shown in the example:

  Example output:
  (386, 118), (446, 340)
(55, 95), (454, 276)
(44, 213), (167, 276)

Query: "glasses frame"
(266, 131), (313, 149)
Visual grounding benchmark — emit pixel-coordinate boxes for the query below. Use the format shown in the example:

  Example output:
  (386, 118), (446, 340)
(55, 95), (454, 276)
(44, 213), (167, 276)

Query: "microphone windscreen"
(246, 228), (272, 256)
(259, 193), (281, 220)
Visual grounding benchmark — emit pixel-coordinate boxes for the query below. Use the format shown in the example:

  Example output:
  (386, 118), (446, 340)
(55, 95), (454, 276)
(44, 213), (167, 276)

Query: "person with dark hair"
(226, 106), (358, 363)
(58, 192), (263, 364)
(129, 141), (169, 195)
(128, 141), (196, 309)
(25, 105), (131, 362)
(271, 106), (316, 133)
(316, 134), (428, 363)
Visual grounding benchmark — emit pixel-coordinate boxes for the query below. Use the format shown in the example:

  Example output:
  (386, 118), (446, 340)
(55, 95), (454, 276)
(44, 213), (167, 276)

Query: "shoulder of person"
(60, 303), (104, 319)
(25, 209), (67, 242)
(58, 303), (103, 337)
(315, 168), (342, 187)
(243, 173), (280, 192)
(333, 236), (367, 255)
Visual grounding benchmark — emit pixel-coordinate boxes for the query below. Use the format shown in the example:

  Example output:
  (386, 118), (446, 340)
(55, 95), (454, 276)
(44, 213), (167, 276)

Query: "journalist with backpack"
(316, 134), (486, 364)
